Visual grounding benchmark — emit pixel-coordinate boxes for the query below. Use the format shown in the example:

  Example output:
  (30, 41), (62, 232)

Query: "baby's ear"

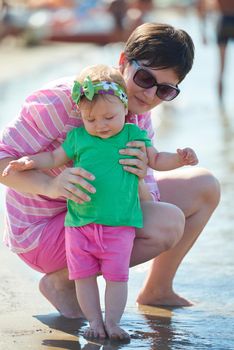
(124, 107), (128, 115)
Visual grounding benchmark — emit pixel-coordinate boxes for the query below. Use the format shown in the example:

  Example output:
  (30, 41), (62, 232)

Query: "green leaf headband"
(72, 76), (128, 108)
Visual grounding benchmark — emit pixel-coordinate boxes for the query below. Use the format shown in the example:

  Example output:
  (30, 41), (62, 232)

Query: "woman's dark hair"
(124, 22), (195, 82)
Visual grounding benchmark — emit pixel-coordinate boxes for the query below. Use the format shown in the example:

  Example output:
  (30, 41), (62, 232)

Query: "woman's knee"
(162, 204), (185, 250)
(140, 201), (185, 252)
(195, 168), (221, 210)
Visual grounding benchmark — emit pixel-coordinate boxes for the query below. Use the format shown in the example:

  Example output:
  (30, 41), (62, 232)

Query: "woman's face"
(120, 57), (180, 115)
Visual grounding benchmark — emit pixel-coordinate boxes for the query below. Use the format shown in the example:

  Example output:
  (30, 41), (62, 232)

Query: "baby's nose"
(96, 119), (107, 130)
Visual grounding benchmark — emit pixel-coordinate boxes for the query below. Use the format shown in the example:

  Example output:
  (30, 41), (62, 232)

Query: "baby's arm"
(147, 146), (198, 171)
(2, 146), (70, 176)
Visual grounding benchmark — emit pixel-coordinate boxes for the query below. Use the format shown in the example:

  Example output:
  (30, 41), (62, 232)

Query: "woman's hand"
(47, 167), (96, 204)
(119, 141), (148, 179)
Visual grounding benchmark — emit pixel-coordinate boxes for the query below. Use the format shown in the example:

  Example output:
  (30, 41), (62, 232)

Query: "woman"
(0, 23), (220, 318)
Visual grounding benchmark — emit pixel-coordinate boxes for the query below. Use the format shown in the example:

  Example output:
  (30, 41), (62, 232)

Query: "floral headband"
(71, 76), (128, 108)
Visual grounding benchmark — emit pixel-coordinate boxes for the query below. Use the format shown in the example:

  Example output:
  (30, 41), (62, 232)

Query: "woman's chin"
(129, 96), (151, 114)
(130, 106), (149, 115)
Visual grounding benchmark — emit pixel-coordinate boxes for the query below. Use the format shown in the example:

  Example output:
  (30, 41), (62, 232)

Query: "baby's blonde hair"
(75, 64), (127, 112)
(76, 64), (127, 93)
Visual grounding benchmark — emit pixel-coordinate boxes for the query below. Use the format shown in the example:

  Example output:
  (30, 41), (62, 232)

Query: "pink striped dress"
(0, 77), (160, 254)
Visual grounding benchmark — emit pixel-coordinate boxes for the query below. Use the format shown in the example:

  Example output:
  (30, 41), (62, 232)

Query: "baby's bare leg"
(75, 276), (106, 339)
(104, 281), (130, 340)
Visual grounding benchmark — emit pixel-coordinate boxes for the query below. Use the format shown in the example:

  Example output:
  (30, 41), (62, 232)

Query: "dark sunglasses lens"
(134, 69), (155, 88)
(133, 65), (179, 101)
(157, 85), (179, 101)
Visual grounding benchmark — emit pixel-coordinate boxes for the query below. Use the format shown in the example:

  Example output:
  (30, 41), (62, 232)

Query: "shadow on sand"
(33, 305), (182, 350)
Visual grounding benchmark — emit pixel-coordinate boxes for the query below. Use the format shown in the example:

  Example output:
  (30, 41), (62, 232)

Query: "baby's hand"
(2, 156), (35, 177)
(177, 148), (198, 166)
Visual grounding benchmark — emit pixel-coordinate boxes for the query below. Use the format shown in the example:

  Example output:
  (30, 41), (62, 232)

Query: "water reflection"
(135, 305), (175, 350)
(218, 106), (234, 171)
(25, 299), (234, 350)
(35, 308), (175, 350)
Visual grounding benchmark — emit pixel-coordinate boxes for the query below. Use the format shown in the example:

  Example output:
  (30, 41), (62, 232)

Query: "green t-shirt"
(62, 123), (152, 228)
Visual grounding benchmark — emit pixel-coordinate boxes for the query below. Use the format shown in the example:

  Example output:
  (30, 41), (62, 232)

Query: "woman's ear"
(119, 52), (127, 72)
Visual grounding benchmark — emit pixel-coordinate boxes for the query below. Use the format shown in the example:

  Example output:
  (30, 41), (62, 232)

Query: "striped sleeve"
(138, 111), (155, 141)
(0, 85), (73, 159)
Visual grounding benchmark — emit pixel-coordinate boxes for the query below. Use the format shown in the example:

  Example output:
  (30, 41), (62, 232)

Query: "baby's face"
(80, 95), (127, 139)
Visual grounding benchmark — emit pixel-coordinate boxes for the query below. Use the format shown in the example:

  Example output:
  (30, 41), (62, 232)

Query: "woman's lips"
(134, 95), (150, 107)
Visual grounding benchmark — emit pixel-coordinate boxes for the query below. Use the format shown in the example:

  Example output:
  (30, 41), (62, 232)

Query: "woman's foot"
(136, 289), (194, 307)
(84, 320), (106, 339)
(39, 272), (84, 318)
(105, 321), (130, 340)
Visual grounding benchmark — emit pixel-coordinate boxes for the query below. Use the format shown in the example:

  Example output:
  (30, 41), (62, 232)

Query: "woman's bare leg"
(39, 269), (84, 319)
(137, 168), (220, 307)
(130, 201), (185, 266)
(39, 168), (215, 315)
(75, 276), (106, 339)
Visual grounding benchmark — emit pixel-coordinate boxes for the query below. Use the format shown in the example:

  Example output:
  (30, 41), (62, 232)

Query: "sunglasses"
(132, 60), (180, 101)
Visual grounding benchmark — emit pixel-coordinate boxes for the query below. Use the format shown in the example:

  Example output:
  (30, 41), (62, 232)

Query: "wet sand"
(1, 10), (234, 349)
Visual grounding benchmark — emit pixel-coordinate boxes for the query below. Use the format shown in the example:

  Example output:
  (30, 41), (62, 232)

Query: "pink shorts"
(65, 224), (135, 282)
(18, 211), (67, 273)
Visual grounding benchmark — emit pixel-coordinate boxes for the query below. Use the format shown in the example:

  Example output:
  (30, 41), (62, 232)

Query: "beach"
(1, 8), (234, 349)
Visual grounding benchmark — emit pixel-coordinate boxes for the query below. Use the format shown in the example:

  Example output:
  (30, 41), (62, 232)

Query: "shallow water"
(0, 9), (234, 350)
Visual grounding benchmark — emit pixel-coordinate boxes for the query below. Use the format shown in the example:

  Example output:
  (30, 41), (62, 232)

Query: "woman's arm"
(0, 157), (96, 204)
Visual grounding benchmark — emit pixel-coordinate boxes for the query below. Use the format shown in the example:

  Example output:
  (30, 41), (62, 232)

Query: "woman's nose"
(143, 86), (157, 99)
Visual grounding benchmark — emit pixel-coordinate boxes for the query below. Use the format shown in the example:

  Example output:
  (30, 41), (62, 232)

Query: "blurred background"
(0, 1), (199, 45)
(0, 1), (234, 349)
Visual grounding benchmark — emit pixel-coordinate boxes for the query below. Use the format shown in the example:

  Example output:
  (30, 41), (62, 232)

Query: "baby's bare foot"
(84, 320), (106, 339)
(105, 322), (130, 341)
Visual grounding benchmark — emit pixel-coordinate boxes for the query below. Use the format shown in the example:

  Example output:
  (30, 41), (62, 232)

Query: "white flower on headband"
(96, 82), (118, 91)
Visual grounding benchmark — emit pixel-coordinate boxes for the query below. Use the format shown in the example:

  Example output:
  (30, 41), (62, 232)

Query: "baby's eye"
(106, 116), (114, 120)
(87, 119), (95, 123)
